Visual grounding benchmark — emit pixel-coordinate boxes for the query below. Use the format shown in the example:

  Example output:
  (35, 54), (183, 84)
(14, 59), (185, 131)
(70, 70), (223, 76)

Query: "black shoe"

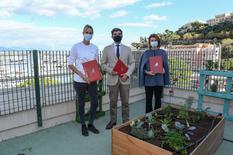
(105, 121), (116, 130)
(88, 124), (100, 134)
(82, 124), (89, 136)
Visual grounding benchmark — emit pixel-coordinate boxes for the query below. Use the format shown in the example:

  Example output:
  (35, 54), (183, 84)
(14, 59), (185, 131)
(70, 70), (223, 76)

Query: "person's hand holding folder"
(145, 68), (165, 76)
(149, 56), (164, 75)
(112, 59), (129, 81)
(81, 74), (90, 84)
(82, 60), (102, 83)
(111, 70), (118, 75)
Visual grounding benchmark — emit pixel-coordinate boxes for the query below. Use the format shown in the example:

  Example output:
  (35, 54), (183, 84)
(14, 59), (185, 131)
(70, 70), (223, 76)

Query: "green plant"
(160, 118), (172, 127)
(190, 111), (205, 122)
(177, 108), (189, 120)
(177, 107), (190, 127)
(163, 105), (173, 118)
(130, 119), (156, 139)
(177, 96), (194, 126)
(160, 118), (172, 132)
(145, 112), (158, 124)
(161, 130), (188, 155)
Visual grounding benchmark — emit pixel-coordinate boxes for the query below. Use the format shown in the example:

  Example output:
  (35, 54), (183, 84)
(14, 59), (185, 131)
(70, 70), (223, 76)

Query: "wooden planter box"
(112, 111), (224, 155)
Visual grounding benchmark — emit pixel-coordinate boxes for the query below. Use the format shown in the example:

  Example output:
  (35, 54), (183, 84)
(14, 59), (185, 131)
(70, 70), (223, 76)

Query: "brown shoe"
(105, 121), (116, 130)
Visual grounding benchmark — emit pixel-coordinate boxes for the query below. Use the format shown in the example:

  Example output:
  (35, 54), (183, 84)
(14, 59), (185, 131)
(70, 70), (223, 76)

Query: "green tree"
(221, 58), (233, 70)
(222, 38), (233, 45)
(221, 38), (233, 59)
(131, 36), (148, 50)
(131, 42), (140, 49)
(183, 33), (193, 40)
(192, 33), (204, 39)
(159, 30), (181, 45)
(139, 36), (148, 49)
(222, 47), (233, 58)
(190, 21), (208, 33)
(176, 21), (208, 35)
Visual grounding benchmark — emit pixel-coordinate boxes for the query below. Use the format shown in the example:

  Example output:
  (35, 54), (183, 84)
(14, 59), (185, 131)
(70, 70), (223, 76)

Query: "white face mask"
(151, 41), (158, 48)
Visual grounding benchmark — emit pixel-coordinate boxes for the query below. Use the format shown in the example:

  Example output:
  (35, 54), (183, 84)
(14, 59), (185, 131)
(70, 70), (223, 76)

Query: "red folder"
(82, 60), (102, 82)
(149, 56), (163, 74)
(113, 59), (128, 78)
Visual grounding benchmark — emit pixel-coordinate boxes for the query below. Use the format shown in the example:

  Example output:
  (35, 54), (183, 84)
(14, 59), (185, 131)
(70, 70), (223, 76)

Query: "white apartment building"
(165, 44), (220, 69)
(207, 12), (233, 26)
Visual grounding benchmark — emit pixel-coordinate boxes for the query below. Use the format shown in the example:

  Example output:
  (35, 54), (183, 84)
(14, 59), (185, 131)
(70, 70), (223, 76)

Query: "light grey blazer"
(101, 43), (135, 86)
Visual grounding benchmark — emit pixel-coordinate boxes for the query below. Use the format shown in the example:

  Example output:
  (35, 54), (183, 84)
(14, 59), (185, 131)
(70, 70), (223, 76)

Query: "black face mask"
(113, 35), (122, 43)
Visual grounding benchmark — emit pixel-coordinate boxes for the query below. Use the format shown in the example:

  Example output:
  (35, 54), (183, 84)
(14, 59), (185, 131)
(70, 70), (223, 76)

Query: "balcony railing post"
(33, 50), (42, 127)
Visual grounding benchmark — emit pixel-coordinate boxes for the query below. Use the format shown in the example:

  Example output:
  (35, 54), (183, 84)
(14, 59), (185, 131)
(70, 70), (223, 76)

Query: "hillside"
(132, 20), (233, 59)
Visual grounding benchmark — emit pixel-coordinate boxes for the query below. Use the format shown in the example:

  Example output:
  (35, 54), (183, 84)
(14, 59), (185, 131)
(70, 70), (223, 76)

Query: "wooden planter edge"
(112, 109), (225, 155)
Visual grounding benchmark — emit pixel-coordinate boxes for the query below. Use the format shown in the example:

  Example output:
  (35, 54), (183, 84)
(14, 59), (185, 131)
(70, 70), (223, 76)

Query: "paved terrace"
(0, 100), (233, 155)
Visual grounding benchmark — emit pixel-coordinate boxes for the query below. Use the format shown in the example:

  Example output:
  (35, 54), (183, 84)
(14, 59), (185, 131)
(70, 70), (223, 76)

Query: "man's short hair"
(111, 28), (122, 35)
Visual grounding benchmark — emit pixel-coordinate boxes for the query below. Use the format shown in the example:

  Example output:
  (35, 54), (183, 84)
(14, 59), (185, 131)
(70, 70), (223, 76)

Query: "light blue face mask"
(151, 41), (158, 48)
(84, 34), (93, 41)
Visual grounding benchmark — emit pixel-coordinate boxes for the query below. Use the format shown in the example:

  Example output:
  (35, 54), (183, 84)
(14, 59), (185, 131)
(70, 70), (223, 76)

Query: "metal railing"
(0, 51), (36, 115)
(165, 46), (233, 92)
(0, 48), (232, 116)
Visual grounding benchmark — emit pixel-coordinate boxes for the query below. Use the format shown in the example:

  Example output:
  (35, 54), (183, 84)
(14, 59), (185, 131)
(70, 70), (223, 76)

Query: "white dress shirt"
(114, 43), (121, 56)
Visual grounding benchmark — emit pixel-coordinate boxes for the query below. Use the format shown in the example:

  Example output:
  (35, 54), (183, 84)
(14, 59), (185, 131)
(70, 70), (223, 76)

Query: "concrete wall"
(163, 88), (233, 115)
(1, 87), (232, 142)
(0, 87), (145, 142)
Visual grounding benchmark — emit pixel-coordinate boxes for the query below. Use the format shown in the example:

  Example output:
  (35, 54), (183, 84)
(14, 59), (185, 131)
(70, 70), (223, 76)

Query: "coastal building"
(207, 12), (233, 26)
(165, 44), (220, 69)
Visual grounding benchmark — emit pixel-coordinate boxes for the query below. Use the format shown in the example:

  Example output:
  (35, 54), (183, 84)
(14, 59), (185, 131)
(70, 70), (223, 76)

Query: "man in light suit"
(101, 28), (135, 129)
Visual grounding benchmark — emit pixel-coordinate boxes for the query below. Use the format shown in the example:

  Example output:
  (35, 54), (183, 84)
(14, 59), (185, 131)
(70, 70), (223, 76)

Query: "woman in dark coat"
(139, 34), (170, 113)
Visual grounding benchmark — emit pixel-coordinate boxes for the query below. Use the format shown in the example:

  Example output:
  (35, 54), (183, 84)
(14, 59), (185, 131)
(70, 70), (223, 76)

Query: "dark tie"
(116, 45), (120, 59)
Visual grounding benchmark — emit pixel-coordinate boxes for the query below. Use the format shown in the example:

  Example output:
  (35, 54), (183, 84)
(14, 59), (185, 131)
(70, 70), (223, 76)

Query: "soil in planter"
(118, 107), (221, 154)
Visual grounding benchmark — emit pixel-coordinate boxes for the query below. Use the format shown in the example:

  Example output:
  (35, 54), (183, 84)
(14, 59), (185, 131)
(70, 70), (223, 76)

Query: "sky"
(0, 0), (233, 50)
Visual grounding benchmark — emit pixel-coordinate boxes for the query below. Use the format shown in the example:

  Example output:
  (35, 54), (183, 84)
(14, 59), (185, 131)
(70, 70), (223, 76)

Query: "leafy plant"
(190, 111), (205, 122)
(130, 119), (156, 139)
(177, 108), (189, 120)
(177, 107), (190, 127)
(177, 96), (195, 126)
(131, 127), (154, 139)
(163, 105), (173, 118)
(175, 121), (196, 141)
(161, 130), (188, 155)
(145, 112), (157, 124)
(175, 121), (185, 130)
(160, 118), (172, 132)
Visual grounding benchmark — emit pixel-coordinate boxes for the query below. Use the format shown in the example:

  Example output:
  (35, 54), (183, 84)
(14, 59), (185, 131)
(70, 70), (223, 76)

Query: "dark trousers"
(145, 86), (163, 113)
(73, 81), (98, 125)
